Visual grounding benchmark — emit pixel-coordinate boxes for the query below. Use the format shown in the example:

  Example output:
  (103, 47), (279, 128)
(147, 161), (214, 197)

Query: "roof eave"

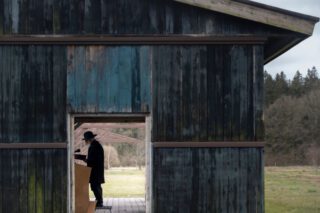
(264, 37), (306, 64)
(174, 0), (319, 35)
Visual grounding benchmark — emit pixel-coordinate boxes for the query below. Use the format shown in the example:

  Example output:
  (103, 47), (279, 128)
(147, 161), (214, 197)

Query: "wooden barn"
(0, 0), (318, 212)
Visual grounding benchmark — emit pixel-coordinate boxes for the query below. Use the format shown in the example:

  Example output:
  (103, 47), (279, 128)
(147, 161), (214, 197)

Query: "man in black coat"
(83, 131), (105, 207)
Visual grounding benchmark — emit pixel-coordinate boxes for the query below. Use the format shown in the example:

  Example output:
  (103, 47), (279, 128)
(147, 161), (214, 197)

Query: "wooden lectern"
(75, 163), (96, 213)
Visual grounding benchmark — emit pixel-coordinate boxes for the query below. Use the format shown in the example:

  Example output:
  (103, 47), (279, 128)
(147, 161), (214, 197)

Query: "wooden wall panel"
(152, 44), (264, 212)
(0, 45), (68, 213)
(0, 149), (68, 213)
(67, 46), (151, 113)
(0, 46), (67, 142)
(152, 46), (208, 141)
(0, 0), (294, 36)
(152, 45), (264, 142)
(253, 46), (265, 140)
(153, 148), (264, 213)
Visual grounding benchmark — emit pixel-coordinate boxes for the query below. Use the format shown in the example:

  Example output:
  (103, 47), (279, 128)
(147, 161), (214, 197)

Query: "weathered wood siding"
(152, 45), (264, 141)
(153, 148), (263, 213)
(0, 46), (67, 142)
(0, 149), (67, 213)
(0, 1), (269, 212)
(152, 44), (264, 212)
(0, 0), (293, 36)
(66, 44), (264, 212)
(0, 46), (68, 213)
(67, 46), (151, 113)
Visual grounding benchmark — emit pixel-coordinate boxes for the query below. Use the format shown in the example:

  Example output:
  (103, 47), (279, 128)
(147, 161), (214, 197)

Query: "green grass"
(265, 166), (320, 213)
(90, 166), (320, 212)
(90, 167), (145, 198)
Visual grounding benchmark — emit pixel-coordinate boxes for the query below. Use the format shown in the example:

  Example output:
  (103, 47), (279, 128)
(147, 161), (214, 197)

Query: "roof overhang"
(173, 0), (319, 63)
(174, 0), (319, 35)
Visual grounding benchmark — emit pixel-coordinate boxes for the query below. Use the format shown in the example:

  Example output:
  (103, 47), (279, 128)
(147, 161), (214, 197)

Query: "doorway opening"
(69, 115), (152, 213)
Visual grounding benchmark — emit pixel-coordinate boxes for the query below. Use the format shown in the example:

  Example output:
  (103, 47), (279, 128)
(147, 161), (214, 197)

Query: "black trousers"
(90, 182), (103, 206)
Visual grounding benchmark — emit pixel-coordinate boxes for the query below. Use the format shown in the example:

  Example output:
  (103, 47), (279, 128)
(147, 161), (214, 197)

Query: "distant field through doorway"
(71, 115), (148, 213)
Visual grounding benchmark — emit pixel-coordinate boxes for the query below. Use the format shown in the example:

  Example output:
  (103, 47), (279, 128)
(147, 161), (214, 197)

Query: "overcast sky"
(253, 0), (320, 79)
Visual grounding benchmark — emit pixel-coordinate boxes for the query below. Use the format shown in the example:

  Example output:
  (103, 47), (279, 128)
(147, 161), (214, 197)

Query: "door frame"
(67, 113), (152, 213)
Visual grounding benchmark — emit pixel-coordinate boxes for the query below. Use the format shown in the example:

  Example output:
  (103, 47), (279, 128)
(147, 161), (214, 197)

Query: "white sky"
(253, 0), (320, 79)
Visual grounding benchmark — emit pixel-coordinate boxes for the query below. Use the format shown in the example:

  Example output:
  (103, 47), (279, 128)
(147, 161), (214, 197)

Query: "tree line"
(264, 66), (320, 166)
(104, 128), (145, 169)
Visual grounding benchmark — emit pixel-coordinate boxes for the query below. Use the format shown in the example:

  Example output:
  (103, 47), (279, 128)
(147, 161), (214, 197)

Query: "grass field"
(93, 166), (320, 212)
(265, 167), (320, 213)
(90, 167), (145, 198)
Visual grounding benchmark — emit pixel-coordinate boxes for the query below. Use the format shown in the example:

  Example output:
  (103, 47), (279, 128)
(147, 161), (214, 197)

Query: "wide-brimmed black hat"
(82, 131), (97, 140)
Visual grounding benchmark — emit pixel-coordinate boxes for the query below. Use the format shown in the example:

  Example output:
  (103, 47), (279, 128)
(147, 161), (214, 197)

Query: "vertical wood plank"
(3, 0), (12, 33)
(18, 0), (29, 33)
(0, 0), (3, 34)
(52, 150), (68, 212)
(35, 150), (44, 212)
(53, 46), (67, 141)
(239, 47), (249, 141)
(18, 150), (28, 213)
(239, 148), (248, 212)
(253, 45), (265, 141)
(27, 150), (36, 213)
(11, 0), (18, 33)
(138, 46), (152, 112)
(69, 0), (85, 33)
(230, 45), (241, 141)
(29, 0), (44, 34)
(198, 47), (208, 141)
(84, 0), (101, 33)
(223, 47), (232, 141)
(0, 151), (2, 213)
(43, 0), (53, 34)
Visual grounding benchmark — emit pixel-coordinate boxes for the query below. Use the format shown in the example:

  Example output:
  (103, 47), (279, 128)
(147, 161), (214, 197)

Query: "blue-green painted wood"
(67, 46), (151, 113)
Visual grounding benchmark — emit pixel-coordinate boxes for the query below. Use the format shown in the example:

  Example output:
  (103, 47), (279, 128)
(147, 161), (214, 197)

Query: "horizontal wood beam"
(174, 0), (318, 35)
(74, 116), (146, 123)
(0, 35), (267, 45)
(153, 142), (265, 148)
(0, 143), (67, 149)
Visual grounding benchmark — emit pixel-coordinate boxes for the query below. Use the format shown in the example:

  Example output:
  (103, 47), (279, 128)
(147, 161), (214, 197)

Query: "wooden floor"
(95, 198), (145, 213)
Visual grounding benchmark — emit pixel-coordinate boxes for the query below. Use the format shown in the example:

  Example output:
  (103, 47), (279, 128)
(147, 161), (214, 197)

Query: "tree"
(264, 71), (276, 107)
(104, 145), (120, 169)
(264, 89), (320, 165)
(290, 70), (304, 97)
(274, 71), (289, 96)
(112, 127), (145, 168)
(305, 66), (319, 91)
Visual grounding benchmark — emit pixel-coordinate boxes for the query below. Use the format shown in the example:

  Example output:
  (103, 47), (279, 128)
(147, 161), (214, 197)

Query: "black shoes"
(96, 203), (104, 208)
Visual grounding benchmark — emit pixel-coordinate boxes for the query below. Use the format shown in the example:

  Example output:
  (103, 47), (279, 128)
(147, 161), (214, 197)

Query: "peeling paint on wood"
(67, 46), (152, 113)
